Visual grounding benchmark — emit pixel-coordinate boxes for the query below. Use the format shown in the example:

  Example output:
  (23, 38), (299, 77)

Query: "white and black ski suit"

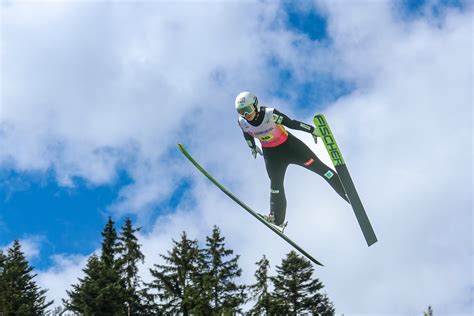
(238, 106), (349, 225)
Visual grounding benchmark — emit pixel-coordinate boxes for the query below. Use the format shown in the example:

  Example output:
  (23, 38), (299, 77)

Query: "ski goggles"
(237, 97), (258, 116)
(237, 104), (255, 116)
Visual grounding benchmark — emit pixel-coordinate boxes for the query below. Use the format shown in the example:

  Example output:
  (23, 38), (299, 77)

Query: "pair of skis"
(178, 114), (377, 266)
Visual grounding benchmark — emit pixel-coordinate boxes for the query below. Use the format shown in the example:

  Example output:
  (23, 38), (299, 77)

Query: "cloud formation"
(2, 0), (472, 314)
(1, 235), (44, 260)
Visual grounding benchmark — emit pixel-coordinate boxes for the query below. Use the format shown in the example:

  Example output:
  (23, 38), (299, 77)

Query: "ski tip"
(367, 238), (378, 247)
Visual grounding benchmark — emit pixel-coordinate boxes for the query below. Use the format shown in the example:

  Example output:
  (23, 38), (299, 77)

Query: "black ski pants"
(262, 133), (349, 225)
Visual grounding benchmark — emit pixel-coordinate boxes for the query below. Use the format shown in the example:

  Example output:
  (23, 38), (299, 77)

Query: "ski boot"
(260, 213), (288, 234)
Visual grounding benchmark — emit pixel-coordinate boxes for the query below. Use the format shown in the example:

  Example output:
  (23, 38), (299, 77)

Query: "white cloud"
(1, 235), (44, 260)
(2, 0), (472, 315)
(36, 253), (91, 308)
(1, 0), (292, 208)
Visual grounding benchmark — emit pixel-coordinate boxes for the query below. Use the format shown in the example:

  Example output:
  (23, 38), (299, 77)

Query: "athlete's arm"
(238, 119), (262, 158)
(273, 109), (315, 133)
(243, 131), (256, 149)
(242, 131), (262, 158)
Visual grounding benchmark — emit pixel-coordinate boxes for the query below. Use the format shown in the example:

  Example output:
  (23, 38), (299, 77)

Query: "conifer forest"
(1, 217), (335, 315)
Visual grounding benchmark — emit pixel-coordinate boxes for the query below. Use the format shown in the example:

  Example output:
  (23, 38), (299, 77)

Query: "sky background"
(1, 0), (473, 315)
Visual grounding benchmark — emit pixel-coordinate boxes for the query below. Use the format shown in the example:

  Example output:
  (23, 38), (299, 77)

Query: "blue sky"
(0, 169), (130, 267)
(1, 0), (472, 314)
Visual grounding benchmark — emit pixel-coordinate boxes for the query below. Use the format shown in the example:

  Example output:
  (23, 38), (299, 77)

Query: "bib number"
(259, 134), (274, 141)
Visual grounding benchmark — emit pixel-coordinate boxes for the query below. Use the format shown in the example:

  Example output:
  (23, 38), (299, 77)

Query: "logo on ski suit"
(238, 107), (288, 148)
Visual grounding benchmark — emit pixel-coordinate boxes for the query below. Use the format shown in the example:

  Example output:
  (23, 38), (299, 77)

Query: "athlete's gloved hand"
(311, 130), (319, 144)
(251, 146), (263, 158)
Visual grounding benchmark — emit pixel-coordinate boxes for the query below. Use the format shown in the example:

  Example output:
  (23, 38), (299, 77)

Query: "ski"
(177, 143), (324, 266)
(313, 114), (378, 247)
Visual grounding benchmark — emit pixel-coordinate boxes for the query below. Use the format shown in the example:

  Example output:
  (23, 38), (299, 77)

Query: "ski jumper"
(238, 106), (349, 226)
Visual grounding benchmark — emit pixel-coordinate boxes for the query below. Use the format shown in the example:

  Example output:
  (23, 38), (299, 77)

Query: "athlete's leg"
(288, 135), (349, 203)
(264, 154), (289, 226)
(303, 155), (349, 203)
(269, 166), (287, 225)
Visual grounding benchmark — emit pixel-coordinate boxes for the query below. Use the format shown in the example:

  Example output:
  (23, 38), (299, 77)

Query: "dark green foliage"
(0, 240), (53, 315)
(148, 226), (247, 315)
(101, 217), (119, 268)
(248, 255), (275, 315)
(118, 218), (145, 289)
(64, 217), (127, 315)
(204, 226), (246, 314)
(272, 251), (335, 316)
(148, 231), (203, 315)
(0, 250), (6, 311)
(64, 254), (106, 314)
(117, 218), (154, 315)
(62, 217), (336, 315)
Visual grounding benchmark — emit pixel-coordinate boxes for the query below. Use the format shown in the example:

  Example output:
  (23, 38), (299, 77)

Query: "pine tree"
(117, 217), (151, 315)
(187, 254), (213, 315)
(248, 255), (275, 315)
(272, 251), (335, 316)
(0, 249), (6, 311)
(98, 217), (128, 313)
(64, 217), (127, 315)
(0, 240), (53, 315)
(118, 218), (144, 290)
(64, 254), (104, 314)
(101, 216), (119, 268)
(203, 226), (246, 314)
(423, 305), (434, 316)
(148, 231), (203, 315)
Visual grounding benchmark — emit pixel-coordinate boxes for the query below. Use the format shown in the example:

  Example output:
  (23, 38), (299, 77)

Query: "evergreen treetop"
(65, 218), (128, 315)
(272, 250), (334, 316)
(149, 231), (202, 315)
(204, 225), (246, 314)
(0, 240), (53, 315)
(248, 255), (274, 315)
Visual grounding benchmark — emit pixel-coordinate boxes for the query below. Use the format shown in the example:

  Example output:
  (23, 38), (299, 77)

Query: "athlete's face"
(243, 110), (256, 121)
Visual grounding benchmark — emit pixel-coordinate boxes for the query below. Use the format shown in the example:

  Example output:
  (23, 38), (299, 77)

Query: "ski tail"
(313, 114), (378, 247)
(177, 143), (324, 266)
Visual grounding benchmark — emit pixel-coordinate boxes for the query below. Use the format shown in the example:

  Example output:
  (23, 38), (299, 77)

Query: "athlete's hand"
(311, 130), (319, 144)
(251, 146), (263, 158)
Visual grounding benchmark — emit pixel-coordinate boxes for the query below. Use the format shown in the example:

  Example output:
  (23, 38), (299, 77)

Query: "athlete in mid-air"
(235, 91), (349, 231)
